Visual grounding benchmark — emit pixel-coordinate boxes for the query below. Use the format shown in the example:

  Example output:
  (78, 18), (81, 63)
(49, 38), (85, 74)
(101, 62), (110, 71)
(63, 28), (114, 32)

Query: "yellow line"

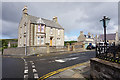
(38, 61), (89, 80)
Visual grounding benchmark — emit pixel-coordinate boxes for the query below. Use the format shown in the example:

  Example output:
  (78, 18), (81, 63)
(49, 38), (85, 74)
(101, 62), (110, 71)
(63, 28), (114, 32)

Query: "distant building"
(98, 32), (119, 45)
(77, 31), (97, 48)
(8, 41), (18, 48)
(18, 6), (64, 47)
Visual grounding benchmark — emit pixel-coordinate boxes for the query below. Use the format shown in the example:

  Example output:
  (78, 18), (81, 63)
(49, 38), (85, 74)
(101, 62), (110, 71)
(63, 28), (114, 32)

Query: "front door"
(50, 37), (52, 46)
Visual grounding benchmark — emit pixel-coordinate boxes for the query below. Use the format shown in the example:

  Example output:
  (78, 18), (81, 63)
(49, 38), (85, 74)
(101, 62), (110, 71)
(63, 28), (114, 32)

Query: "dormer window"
(38, 25), (40, 32)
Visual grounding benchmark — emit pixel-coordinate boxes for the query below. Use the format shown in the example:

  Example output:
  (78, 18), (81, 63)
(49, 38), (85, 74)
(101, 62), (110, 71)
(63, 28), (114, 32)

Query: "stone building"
(18, 6), (64, 47)
(98, 32), (119, 45)
(77, 31), (96, 48)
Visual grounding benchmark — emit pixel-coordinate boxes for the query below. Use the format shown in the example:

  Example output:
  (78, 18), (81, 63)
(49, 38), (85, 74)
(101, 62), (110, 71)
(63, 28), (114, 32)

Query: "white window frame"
(50, 28), (53, 34)
(37, 36), (40, 45)
(58, 29), (60, 35)
(41, 36), (44, 45)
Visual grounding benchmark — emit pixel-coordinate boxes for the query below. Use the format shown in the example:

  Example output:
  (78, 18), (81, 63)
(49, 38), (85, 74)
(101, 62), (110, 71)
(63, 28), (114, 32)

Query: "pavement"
(47, 61), (90, 79)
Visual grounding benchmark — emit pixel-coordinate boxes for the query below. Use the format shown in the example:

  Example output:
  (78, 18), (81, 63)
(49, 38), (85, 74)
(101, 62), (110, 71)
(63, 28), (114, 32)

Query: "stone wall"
(90, 58), (120, 80)
(3, 47), (25, 56)
(49, 46), (67, 53)
(3, 46), (68, 56)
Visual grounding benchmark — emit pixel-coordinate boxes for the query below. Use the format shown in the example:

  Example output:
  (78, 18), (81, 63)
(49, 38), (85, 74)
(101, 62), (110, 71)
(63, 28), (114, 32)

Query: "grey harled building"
(18, 6), (64, 47)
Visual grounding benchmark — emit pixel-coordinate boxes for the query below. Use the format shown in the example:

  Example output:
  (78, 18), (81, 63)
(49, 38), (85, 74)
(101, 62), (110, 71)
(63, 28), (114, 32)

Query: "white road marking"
(25, 66), (28, 70)
(55, 57), (79, 63)
(34, 73), (39, 78)
(25, 63), (27, 66)
(32, 65), (35, 68)
(24, 75), (28, 78)
(24, 70), (28, 74)
(33, 69), (37, 73)
(32, 62), (34, 65)
(55, 60), (65, 63)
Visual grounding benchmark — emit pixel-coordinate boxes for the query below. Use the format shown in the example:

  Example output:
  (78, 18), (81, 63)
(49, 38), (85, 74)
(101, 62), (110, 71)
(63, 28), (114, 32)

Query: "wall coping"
(90, 58), (120, 70)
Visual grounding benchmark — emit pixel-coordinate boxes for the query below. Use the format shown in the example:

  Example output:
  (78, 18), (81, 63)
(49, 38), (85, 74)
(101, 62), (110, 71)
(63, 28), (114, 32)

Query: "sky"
(1, 1), (119, 41)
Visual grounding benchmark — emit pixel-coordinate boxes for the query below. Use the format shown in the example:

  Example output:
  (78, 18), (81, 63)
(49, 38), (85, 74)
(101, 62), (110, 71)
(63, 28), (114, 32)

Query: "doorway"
(50, 37), (53, 46)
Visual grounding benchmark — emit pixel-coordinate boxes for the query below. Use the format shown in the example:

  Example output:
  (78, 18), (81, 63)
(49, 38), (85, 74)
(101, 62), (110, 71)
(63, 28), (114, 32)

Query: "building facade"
(77, 31), (96, 48)
(18, 6), (64, 47)
(98, 32), (119, 45)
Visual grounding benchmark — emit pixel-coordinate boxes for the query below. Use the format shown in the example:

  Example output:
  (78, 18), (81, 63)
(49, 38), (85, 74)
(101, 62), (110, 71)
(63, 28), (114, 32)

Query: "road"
(2, 51), (95, 79)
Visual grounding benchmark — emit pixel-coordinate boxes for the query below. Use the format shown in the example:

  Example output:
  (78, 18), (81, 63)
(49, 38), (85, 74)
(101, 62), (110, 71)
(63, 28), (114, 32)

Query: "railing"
(96, 44), (120, 64)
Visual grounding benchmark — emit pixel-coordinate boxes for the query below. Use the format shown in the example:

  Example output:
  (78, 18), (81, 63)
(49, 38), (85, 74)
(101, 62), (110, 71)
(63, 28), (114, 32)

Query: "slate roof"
(98, 33), (116, 40)
(28, 15), (63, 29)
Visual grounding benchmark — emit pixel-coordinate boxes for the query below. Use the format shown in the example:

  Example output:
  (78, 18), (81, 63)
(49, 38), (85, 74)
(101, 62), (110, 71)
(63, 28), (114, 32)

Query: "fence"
(96, 44), (120, 64)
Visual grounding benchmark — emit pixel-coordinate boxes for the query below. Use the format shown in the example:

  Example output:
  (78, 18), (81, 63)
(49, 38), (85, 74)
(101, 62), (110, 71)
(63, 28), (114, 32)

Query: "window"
(38, 25), (40, 32)
(58, 30), (60, 35)
(37, 36), (40, 45)
(41, 37), (44, 45)
(50, 28), (53, 34)
(24, 22), (27, 32)
(57, 38), (61, 45)
(41, 25), (44, 32)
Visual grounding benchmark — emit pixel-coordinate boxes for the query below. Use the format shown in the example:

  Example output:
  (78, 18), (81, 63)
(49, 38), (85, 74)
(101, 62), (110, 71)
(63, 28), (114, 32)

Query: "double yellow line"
(38, 61), (88, 80)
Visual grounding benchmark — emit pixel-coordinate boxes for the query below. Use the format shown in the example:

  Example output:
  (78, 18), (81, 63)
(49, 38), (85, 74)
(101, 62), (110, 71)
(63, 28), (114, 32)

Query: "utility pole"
(25, 22), (27, 56)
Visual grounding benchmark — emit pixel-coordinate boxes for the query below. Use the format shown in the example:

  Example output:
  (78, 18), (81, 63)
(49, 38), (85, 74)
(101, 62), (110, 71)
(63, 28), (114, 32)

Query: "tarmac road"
(2, 51), (95, 79)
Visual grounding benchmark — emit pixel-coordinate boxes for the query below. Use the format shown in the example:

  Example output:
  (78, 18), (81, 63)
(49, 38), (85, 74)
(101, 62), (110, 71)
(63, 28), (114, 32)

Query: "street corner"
(48, 61), (90, 79)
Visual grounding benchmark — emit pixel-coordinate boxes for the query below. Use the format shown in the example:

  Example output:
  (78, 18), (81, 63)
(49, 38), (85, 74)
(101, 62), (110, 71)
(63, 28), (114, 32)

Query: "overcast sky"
(1, 2), (118, 41)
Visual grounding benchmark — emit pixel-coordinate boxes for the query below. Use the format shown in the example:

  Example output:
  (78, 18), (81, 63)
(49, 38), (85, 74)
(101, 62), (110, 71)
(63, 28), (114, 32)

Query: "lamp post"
(100, 16), (110, 55)
(25, 22), (27, 56)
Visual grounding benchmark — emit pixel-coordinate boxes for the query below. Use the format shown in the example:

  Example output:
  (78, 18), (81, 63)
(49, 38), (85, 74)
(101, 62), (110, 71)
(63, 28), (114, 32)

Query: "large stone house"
(18, 6), (64, 47)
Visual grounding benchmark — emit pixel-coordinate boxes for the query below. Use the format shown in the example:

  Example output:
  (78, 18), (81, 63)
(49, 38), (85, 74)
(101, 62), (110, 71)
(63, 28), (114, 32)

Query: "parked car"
(86, 45), (95, 50)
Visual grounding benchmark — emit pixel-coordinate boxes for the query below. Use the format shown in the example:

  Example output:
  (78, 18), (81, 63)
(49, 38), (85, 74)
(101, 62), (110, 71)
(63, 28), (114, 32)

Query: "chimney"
(53, 16), (58, 23)
(80, 31), (83, 35)
(88, 32), (91, 36)
(92, 34), (94, 38)
(22, 6), (28, 16)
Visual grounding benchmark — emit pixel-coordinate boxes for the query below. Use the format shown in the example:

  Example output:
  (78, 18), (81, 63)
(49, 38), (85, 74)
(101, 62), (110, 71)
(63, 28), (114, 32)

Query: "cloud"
(65, 35), (77, 41)
(2, 20), (18, 38)
(1, 2), (118, 39)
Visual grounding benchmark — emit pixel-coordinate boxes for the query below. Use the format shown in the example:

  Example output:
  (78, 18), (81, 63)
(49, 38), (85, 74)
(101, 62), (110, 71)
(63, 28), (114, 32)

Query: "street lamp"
(100, 16), (110, 55)
(100, 16), (110, 45)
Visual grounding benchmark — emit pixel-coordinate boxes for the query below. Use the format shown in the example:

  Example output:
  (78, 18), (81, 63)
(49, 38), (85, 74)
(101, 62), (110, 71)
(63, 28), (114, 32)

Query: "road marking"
(25, 63), (27, 66)
(55, 57), (79, 63)
(34, 73), (39, 78)
(25, 66), (28, 70)
(24, 70), (28, 74)
(24, 75), (28, 78)
(55, 60), (65, 63)
(38, 61), (89, 80)
(32, 65), (35, 68)
(30, 61), (39, 79)
(22, 58), (29, 79)
(32, 62), (34, 65)
(33, 69), (37, 73)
